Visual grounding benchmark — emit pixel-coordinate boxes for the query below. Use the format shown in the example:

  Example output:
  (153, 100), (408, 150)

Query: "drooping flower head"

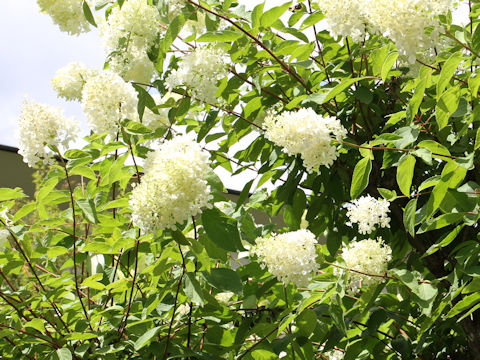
(37, 0), (91, 35)
(81, 70), (138, 137)
(253, 229), (318, 286)
(165, 46), (228, 104)
(130, 135), (212, 233)
(0, 229), (9, 250)
(264, 108), (347, 173)
(99, 0), (161, 82)
(340, 237), (392, 292)
(313, 0), (456, 63)
(346, 195), (391, 235)
(51, 62), (98, 101)
(16, 99), (79, 167)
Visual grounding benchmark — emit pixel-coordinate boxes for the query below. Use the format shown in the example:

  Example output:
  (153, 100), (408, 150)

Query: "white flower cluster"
(263, 108), (347, 173)
(168, 0), (187, 19)
(341, 237), (392, 291)
(37, 0), (91, 35)
(324, 350), (345, 360)
(165, 47), (228, 104)
(253, 229), (318, 287)
(346, 195), (391, 235)
(51, 62), (98, 101)
(17, 100), (79, 167)
(81, 70), (139, 137)
(130, 136), (212, 233)
(365, 0), (454, 63)
(215, 291), (234, 304)
(314, 0), (455, 62)
(313, 0), (367, 42)
(0, 229), (8, 248)
(99, 0), (161, 82)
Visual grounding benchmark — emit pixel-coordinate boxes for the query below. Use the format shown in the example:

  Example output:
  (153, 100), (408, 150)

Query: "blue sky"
(0, 0), (104, 148)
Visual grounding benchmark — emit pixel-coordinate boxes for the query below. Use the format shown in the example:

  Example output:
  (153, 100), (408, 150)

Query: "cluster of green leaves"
(2, 0), (480, 359)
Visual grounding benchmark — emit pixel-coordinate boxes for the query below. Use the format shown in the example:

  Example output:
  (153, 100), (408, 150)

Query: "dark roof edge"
(0, 145), (19, 153)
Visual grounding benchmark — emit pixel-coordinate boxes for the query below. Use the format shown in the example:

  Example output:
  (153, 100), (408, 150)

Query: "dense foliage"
(2, 0), (480, 359)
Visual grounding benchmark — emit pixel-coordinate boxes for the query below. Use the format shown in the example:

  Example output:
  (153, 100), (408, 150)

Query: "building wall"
(0, 146), (36, 196)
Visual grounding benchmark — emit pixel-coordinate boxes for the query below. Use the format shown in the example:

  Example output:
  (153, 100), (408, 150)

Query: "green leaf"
(350, 157), (372, 199)
(437, 52), (462, 98)
(469, 71), (480, 98)
(70, 166), (96, 180)
(0, 188), (26, 201)
(36, 177), (59, 202)
(251, 2), (264, 29)
(260, 2), (292, 28)
(134, 326), (161, 350)
(378, 188), (397, 201)
(406, 67), (428, 123)
(418, 212), (464, 234)
(417, 140), (451, 159)
(390, 269), (418, 292)
(396, 154), (416, 197)
(13, 202), (36, 222)
(296, 309), (317, 337)
(403, 198), (417, 236)
(204, 268), (242, 294)
(201, 208), (244, 252)
(24, 318), (46, 333)
(75, 199), (99, 224)
(422, 170), (454, 221)
(475, 127), (480, 150)
(472, 24), (480, 55)
(64, 149), (90, 159)
(65, 333), (99, 340)
(322, 77), (370, 105)
(124, 120), (152, 135)
(197, 31), (242, 42)
(48, 246), (69, 258)
(56, 348), (72, 360)
(185, 273), (204, 306)
(381, 51), (398, 81)
(425, 224), (464, 255)
(448, 293), (480, 318)
(82, 1), (97, 27)
(436, 85), (460, 129)
(330, 302), (347, 336)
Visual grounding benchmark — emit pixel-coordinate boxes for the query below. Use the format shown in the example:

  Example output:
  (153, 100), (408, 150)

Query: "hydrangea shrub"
(1, 0), (480, 359)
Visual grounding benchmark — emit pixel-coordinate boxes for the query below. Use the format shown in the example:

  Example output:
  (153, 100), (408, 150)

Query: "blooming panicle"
(129, 135), (212, 233)
(323, 349), (345, 360)
(0, 229), (8, 248)
(99, 0), (161, 51)
(81, 70), (139, 137)
(99, 0), (161, 82)
(168, 0), (187, 19)
(346, 195), (391, 235)
(313, 0), (367, 42)
(37, 0), (91, 35)
(16, 99), (79, 167)
(215, 291), (235, 304)
(340, 237), (392, 292)
(51, 62), (98, 101)
(263, 108), (347, 173)
(252, 229), (318, 286)
(165, 46), (228, 104)
(364, 0), (454, 63)
(108, 48), (156, 83)
(313, 0), (455, 63)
